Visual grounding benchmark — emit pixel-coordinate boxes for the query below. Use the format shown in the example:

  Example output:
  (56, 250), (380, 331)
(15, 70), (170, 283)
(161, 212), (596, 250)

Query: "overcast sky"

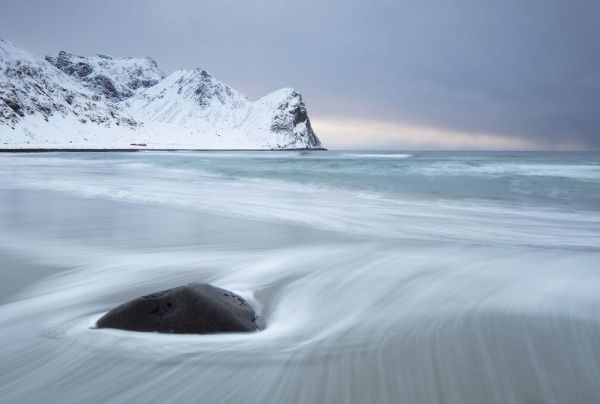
(2, 0), (599, 149)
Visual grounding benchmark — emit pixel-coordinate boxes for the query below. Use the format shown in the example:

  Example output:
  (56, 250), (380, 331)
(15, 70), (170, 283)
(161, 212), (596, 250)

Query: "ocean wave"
(2, 233), (600, 403)
(340, 153), (414, 158)
(2, 151), (600, 403)
(415, 162), (600, 181)
(0, 153), (598, 251)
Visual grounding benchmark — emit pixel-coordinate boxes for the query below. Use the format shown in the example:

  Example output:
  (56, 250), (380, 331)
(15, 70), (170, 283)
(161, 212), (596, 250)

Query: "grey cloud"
(1, 0), (599, 148)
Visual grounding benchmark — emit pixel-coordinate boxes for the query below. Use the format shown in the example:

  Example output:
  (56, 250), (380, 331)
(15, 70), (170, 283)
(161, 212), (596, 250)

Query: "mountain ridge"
(0, 38), (323, 150)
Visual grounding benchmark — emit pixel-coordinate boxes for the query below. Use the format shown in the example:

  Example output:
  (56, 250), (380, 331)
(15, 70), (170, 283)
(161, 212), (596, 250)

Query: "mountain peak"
(46, 50), (165, 100)
(158, 68), (249, 109)
(1, 40), (136, 134)
(253, 87), (321, 149)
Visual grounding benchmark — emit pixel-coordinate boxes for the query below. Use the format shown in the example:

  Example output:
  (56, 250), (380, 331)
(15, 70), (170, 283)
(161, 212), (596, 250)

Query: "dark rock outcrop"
(270, 89), (321, 149)
(96, 283), (257, 334)
(45, 50), (165, 101)
(0, 39), (137, 130)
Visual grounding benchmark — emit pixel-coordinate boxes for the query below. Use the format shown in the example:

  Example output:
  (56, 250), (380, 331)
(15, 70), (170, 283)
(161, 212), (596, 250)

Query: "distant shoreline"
(0, 148), (328, 153)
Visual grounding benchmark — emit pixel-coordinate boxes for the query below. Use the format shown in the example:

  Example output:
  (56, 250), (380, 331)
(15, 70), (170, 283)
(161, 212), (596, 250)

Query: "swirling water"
(0, 150), (599, 403)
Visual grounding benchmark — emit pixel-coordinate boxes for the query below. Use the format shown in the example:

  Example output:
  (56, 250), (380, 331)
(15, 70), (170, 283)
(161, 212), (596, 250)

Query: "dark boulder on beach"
(96, 283), (257, 334)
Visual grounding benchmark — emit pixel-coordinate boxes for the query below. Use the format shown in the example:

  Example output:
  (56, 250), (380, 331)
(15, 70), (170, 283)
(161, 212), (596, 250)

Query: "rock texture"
(46, 51), (165, 101)
(0, 38), (323, 150)
(0, 38), (136, 132)
(96, 283), (257, 334)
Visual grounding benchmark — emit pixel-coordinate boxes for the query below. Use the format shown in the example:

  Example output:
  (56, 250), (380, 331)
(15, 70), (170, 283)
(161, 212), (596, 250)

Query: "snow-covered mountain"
(0, 38), (323, 150)
(46, 51), (165, 101)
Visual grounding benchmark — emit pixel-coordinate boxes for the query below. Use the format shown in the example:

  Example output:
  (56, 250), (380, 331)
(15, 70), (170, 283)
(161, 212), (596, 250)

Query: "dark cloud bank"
(2, 0), (599, 149)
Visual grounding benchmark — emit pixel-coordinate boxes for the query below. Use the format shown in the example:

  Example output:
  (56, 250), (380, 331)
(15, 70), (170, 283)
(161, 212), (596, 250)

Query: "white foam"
(415, 161), (600, 181)
(341, 153), (413, 158)
(1, 153), (599, 251)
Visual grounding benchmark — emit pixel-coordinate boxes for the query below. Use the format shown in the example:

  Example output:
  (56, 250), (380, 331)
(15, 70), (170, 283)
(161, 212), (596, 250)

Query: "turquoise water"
(0, 151), (599, 403)
(60, 150), (600, 210)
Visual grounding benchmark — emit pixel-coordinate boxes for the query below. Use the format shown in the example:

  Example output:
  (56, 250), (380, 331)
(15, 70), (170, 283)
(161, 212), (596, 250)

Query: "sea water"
(0, 151), (599, 403)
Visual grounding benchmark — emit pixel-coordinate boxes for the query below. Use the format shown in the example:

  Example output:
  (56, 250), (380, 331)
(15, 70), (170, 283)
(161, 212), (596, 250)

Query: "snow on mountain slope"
(244, 88), (321, 149)
(0, 38), (323, 150)
(0, 38), (136, 128)
(126, 68), (249, 127)
(46, 51), (165, 101)
(125, 70), (322, 149)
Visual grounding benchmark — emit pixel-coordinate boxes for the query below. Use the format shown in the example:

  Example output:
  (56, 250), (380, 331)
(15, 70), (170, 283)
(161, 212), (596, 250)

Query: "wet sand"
(0, 187), (355, 301)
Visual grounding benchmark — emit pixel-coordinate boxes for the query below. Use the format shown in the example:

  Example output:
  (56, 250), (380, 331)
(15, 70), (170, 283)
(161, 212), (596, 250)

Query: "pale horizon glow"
(312, 117), (586, 151)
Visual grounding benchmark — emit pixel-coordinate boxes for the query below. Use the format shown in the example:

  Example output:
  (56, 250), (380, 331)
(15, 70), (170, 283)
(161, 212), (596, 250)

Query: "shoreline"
(0, 147), (328, 153)
(0, 185), (357, 302)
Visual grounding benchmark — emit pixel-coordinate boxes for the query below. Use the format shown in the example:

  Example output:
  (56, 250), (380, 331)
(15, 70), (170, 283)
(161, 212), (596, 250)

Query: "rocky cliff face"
(126, 68), (249, 127)
(45, 51), (165, 101)
(266, 89), (321, 149)
(0, 38), (323, 149)
(0, 39), (136, 132)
